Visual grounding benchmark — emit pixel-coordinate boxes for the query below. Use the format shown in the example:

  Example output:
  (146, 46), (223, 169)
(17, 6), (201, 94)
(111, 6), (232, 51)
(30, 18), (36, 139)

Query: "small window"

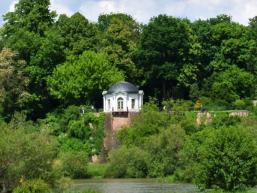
(131, 99), (135, 109)
(108, 99), (111, 110)
(117, 97), (124, 110)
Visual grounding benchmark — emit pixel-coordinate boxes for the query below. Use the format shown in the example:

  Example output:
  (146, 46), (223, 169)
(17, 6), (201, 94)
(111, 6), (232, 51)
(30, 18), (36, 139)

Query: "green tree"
(138, 15), (201, 99)
(191, 15), (251, 99)
(0, 48), (32, 120)
(41, 105), (105, 155)
(208, 65), (255, 103)
(3, 0), (55, 36)
(2, 0), (65, 119)
(145, 125), (185, 177)
(55, 12), (99, 56)
(98, 13), (142, 81)
(106, 146), (149, 178)
(196, 127), (257, 191)
(0, 120), (58, 192)
(47, 51), (124, 106)
(118, 101), (170, 146)
(60, 151), (88, 179)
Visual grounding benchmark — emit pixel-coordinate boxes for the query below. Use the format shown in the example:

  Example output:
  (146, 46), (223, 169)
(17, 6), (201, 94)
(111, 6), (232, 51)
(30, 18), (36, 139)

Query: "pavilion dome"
(107, 81), (138, 94)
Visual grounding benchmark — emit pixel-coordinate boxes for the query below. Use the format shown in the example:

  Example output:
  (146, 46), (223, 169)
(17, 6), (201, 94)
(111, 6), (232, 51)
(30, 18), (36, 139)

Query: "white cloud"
(50, 0), (73, 16)
(9, 0), (18, 12)
(78, 0), (257, 25)
(3, 0), (257, 25)
(79, 0), (159, 23)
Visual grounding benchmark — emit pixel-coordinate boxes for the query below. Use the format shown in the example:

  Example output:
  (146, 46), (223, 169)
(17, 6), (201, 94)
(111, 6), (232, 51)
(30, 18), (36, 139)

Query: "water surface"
(72, 179), (197, 193)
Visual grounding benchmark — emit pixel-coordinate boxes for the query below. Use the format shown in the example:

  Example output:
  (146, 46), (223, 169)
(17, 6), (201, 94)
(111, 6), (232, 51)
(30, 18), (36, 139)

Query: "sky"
(1, 0), (257, 26)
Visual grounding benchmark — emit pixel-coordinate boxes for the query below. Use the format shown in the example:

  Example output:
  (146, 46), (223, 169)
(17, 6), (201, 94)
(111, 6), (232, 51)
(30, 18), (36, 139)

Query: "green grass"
(87, 163), (109, 179)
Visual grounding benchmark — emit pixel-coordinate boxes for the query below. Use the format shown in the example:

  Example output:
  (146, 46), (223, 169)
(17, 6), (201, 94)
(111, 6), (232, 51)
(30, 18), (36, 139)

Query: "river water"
(72, 179), (198, 193)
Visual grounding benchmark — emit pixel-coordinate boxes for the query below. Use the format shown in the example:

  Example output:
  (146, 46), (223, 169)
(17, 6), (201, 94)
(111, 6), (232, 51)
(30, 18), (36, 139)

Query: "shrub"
(181, 127), (257, 191)
(233, 99), (246, 109)
(199, 97), (229, 111)
(175, 128), (212, 183)
(87, 163), (108, 178)
(58, 137), (90, 154)
(43, 106), (105, 156)
(106, 146), (149, 178)
(211, 112), (241, 128)
(60, 151), (88, 179)
(0, 123), (58, 192)
(54, 177), (72, 193)
(118, 101), (170, 146)
(144, 125), (186, 177)
(13, 179), (51, 193)
(180, 112), (198, 134)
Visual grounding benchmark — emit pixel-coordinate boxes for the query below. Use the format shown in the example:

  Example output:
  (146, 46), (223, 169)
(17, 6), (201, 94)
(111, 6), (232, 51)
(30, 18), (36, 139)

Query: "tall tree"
(55, 12), (99, 56)
(0, 49), (31, 120)
(98, 13), (142, 82)
(138, 15), (201, 100)
(47, 51), (124, 107)
(2, 0), (65, 119)
(191, 15), (255, 99)
(205, 65), (255, 103)
(3, 0), (55, 36)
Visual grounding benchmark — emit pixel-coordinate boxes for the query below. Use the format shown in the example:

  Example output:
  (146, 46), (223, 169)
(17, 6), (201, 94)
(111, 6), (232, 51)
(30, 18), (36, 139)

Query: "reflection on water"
(72, 179), (197, 193)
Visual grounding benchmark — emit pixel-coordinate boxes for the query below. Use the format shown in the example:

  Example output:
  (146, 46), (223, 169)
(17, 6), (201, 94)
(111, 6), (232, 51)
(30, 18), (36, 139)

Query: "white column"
(103, 95), (106, 112)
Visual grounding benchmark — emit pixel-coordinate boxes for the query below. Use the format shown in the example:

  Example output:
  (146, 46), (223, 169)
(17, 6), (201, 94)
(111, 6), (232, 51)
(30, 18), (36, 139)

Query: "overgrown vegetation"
(106, 101), (257, 192)
(1, 0), (257, 192)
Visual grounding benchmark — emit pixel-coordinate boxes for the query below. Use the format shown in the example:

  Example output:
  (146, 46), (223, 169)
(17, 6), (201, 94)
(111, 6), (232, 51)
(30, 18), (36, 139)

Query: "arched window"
(131, 99), (135, 109)
(117, 97), (124, 110)
(108, 99), (111, 110)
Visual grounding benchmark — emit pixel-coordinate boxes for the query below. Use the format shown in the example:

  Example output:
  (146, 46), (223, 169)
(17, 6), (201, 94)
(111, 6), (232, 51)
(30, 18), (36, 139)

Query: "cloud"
(50, 0), (74, 16)
(79, 0), (159, 23)
(78, 0), (257, 25)
(1, 0), (257, 26)
(9, 0), (18, 12)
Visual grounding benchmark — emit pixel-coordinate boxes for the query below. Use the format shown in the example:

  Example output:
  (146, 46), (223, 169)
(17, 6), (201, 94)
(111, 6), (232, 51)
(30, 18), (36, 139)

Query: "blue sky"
(1, 0), (257, 26)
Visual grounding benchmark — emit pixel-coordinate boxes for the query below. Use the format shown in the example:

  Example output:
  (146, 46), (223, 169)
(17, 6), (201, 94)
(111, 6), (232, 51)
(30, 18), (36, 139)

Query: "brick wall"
(103, 112), (138, 154)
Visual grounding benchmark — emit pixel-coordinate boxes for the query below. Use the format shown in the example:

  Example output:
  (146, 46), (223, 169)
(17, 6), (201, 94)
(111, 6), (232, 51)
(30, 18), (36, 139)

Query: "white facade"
(102, 82), (144, 113)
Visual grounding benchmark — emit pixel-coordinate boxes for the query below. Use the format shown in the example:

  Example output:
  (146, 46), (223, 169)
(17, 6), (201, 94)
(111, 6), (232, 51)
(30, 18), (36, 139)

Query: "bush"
(180, 112), (198, 134)
(87, 163), (108, 178)
(54, 177), (72, 193)
(118, 101), (170, 146)
(144, 125), (185, 177)
(13, 179), (51, 193)
(175, 128), (212, 183)
(189, 126), (257, 191)
(211, 112), (241, 128)
(60, 151), (88, 179)
(42, 106), (105, 156)
(199, 97), (229, 111)
(0, 123), (58, 192)
(58, 136), (90, 153)
(106, 146), (149, 178)
(233, 99), (246, 109)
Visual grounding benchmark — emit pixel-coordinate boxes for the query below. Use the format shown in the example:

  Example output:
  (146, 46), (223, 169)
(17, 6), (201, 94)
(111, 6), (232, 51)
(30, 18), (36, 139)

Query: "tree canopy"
(0, 0), (256, 119)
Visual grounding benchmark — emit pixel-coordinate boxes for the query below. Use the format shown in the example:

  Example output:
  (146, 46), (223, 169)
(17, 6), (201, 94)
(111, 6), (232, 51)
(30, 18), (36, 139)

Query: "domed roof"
(107, 81), (138, 94)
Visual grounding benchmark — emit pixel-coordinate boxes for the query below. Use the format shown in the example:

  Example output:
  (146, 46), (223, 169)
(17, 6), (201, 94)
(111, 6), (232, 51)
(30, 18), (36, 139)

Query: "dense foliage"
(1, 0), (257, 192)
(0, 116), (58, 192)
(0, 1), (256, 120)
(106, 101), (257, 192)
